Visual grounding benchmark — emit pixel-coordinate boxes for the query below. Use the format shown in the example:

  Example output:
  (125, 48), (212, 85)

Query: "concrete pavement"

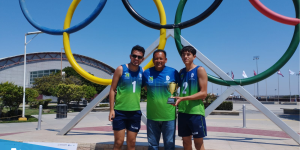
(0, 103), (299, 149)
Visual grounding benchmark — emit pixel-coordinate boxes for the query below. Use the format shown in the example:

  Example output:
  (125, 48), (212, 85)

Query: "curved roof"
(0, 52), (115, 74)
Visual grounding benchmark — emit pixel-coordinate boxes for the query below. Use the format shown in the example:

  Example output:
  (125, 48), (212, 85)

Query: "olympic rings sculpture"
(19, 0), (107, 35)
(20, 0), (300, 86)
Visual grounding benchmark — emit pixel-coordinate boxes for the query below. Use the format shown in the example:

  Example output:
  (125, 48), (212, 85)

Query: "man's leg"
(161, 120), (175, 150)
(182, 136), (193, 150)
(126, 110), (142, 150)
(194, 138), (204, 150)
(113, 130), (125, 150)
(191, 115), (206, 150)
(112, 110), (127, 150)
(126, 130), (138, 150)
(178, 113), (193, 150)
(147, 119), (161, 150)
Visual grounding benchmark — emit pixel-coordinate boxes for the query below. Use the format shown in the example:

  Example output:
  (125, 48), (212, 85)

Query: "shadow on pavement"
(277, 114), (300, 121)
(205, 136), (299, 147)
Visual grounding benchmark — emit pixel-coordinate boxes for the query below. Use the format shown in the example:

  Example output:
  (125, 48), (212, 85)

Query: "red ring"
(249, 0), (300, 25)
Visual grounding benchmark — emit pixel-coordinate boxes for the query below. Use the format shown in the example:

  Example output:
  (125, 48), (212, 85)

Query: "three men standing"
(109, 45), (208, 150)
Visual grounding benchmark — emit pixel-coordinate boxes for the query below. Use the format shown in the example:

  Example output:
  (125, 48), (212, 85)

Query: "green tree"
(82, 85), (97, 101)
(141, 87), (147, 100)
(0, 82), (23, 112)
(25, 88), (39, 102)
(62, 67), (106, 93)
(53, 84), (85, 105)
(0, 82), (39, 112)
(33, 74), (82, 96)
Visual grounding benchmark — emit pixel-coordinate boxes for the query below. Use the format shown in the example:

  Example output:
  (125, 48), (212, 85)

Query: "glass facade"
(30, 69), (60, 84)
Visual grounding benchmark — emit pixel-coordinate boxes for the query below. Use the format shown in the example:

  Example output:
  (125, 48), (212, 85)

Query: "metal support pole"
(289, 73), (291, 102)
(266, 79), (268, 102)
(278, 74), (279, 102)
(256, 61), (259, 97)
(22, 35), (27, 118)
(253, 56), (259, 97)
(243, 104), (246, 128)
(37, 105), (42, 130)
(21, 31), (42, 120)
(61, 48), (64, 75)
(296, 73), (300, 102)
(212, 83), (213, 95)
(254, 83), (255, 97)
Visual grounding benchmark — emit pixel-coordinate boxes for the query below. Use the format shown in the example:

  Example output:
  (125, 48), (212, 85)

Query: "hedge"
(204, 101), (233, 110)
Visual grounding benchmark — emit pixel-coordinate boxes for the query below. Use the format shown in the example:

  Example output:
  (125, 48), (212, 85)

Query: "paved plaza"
(0, 102), (299, 150)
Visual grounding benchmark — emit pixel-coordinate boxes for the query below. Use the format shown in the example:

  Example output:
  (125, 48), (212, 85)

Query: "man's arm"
(174, 67), (208, 106)
(108, 66), (123, 121)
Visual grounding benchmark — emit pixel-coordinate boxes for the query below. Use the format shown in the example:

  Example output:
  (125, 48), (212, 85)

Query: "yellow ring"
(143, 0), (167, 70)
(63, 0), (167, 85)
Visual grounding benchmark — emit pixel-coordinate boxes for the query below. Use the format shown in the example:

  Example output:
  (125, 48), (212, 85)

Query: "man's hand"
(109, 110), (115, 122)
(172, 96), (184, 106)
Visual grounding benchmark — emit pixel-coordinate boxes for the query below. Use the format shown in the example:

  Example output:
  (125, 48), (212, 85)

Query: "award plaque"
(167, 82), (178, 104)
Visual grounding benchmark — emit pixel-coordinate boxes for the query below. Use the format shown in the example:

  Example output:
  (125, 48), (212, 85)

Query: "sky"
(0, 0), (299, 96)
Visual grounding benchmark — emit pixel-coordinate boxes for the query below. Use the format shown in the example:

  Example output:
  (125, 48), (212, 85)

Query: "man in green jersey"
(142, 50), (179, 150)
(109, 45), (145, 150)
(174, 46), (208, 150)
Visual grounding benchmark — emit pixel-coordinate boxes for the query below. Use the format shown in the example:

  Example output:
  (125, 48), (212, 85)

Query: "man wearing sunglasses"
(109, 45), (145, 150)
(142, 50), (179, 150)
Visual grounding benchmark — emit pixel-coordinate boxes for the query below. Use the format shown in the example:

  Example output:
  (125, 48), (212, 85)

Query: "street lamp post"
(275, 89), (277, 102)
(297, 73), (300, 102)
(253, 56), (259, 98)
(19, 31), (43, 121)
(61, 48), (64, 75)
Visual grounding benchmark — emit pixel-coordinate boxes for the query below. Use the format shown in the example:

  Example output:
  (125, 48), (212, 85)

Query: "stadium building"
(0, 52), (114, 88)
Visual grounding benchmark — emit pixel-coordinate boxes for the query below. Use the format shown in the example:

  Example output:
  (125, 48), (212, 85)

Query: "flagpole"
(266, 79), (268, 102)
(212, 83), (213, 95)
(278, 74), (279, 102)
(297, 73), (300, 99)
(289, 72), (291, 102)
(254, 84), (255, 97)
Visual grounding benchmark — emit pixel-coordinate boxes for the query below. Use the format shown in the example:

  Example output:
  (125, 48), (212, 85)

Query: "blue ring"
(19, 0), (107, 35)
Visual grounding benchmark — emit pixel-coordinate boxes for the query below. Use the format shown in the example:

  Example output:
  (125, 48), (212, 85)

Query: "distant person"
(173, 46), (208, 150)
(108, 45), (145, 150)
(142, 50), (179, 150)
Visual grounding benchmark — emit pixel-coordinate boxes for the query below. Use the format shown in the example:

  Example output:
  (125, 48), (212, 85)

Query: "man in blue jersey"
(142, 50), (179, 150)
(109, 45), (145, 150)
(173, 46), (208, 150)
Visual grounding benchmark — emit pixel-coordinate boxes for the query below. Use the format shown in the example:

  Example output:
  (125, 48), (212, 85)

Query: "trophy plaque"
(167, 82), (178, 104)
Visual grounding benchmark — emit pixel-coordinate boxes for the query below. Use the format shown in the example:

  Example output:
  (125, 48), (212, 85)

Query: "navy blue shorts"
(112, 110), (142, 132)
(178, 113), (207, 138)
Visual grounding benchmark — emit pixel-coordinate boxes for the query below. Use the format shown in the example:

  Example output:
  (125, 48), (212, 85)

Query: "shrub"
(215, 101), (233, 110)
(43, 99), (52, 109)
(204, 101), (233, 110)
(28, 99), (52, 109)
(98, 104), (109, 107)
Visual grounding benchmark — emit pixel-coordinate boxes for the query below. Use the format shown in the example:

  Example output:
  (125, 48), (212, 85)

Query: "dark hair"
(153, 49), (166, 58)
(181, 46), (196, 56)
(131, 45), (145, 56)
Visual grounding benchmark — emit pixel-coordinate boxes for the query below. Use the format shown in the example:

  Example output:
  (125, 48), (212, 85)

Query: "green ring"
(174, 0), (300, 86)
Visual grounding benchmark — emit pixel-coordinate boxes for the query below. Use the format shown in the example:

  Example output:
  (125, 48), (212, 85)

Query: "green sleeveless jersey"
(114, 64), (143, 111)
(178, 66), (205, 116)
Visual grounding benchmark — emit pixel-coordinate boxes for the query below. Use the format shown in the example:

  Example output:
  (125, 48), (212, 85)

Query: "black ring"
(122, 0), (223, 30)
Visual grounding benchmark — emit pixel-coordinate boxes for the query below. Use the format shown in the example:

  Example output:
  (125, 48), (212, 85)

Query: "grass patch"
(0, 115), (38, 123)
(0, 108), (57, 123)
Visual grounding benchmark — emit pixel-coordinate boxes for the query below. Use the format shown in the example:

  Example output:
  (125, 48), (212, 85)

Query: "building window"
(30, 69), (60, 84)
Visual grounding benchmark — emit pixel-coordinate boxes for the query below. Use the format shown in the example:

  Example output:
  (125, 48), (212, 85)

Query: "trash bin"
(56, 104), (67, 119)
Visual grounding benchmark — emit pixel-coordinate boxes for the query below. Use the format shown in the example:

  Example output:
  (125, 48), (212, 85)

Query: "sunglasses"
(131, 54), (143, 59)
